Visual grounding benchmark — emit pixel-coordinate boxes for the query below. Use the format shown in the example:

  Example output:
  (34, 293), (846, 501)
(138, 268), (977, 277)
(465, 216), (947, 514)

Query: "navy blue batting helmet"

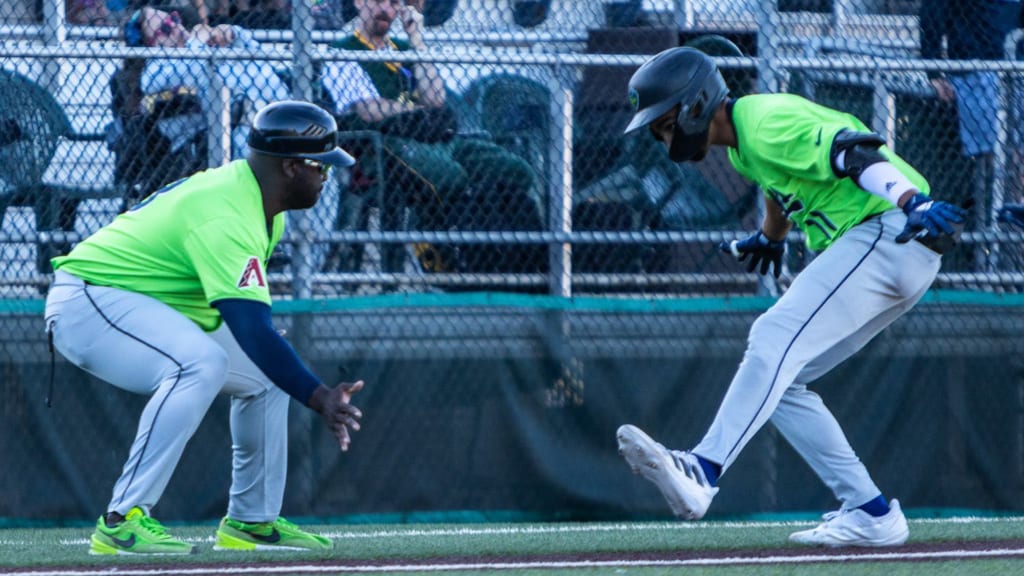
(624, 47), (729, 162)
(247, 100), (355, 167)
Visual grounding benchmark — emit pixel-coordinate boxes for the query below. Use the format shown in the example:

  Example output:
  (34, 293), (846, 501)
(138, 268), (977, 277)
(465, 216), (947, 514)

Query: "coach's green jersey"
(727, 94), (929, 251)
(52, 160), (285, 332)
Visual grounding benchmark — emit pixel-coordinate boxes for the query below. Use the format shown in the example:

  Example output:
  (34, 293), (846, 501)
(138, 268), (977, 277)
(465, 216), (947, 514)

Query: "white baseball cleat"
(616, 424), (718, 520)
(789, 499), (909, 547)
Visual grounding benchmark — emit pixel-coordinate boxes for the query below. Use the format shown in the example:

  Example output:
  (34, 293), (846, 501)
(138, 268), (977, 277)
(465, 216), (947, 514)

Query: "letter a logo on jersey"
(237, 257), (267, 289)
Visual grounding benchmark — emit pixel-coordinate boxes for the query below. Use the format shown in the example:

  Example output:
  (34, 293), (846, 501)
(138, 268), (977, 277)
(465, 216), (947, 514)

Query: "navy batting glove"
(719, 231), (785, 278)
(894, 193), (967, 244)
(997, 203), (1024, 230)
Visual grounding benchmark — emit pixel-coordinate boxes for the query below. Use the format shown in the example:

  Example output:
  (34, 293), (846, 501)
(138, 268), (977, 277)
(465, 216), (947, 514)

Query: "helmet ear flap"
(668, 122), (709, 162)
(662, 60), (728, 162)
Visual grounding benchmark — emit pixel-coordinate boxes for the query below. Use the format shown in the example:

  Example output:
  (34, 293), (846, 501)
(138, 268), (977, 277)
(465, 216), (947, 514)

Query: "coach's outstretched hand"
(895, 193), (966, 244)
(719, 230), (785, 278)
(308, 380), (364, 452)
(997, 203), (1024, 230)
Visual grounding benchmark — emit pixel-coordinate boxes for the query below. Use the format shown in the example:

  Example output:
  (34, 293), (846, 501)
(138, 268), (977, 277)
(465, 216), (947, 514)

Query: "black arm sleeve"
(213, 298), (321, 406)
(829, 129), (887, 181)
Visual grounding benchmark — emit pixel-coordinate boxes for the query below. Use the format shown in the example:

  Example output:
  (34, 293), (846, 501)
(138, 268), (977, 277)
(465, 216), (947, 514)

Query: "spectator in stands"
(123, 6), (290, 159)
(119, 0), (211, 25)
(66, 0), (110, 24)
(206, 0), (290, 29)
(312, 0), (346, 30)
(920, 0), (1022, 159)
(920, 0), (1024, 231)
(320, 0), (541, 274)
(107, 4), (206, 207)
(67, 0), (208, 26)
(67, 0), (121, 25)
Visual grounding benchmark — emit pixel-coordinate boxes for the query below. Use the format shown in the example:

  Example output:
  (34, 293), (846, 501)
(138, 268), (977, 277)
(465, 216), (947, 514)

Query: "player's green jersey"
(52, 160), (285, 332)
(727, 94), (929, 251)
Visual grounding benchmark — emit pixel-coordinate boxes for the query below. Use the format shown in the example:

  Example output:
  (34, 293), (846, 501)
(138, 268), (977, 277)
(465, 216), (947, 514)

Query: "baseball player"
(615, 47), (967, 547)
(44, 100), (360, 555)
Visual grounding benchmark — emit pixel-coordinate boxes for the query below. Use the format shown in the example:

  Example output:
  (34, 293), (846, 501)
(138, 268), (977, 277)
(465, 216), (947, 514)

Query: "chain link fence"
(2, 0), (1022, 297)
(2, 0), (1024, 521)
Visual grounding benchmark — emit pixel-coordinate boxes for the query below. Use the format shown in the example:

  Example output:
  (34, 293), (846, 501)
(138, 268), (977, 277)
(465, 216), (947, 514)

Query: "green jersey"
(331, 33), (414, 132)
(52, 160), (285, 332)
(727, 94), (929, 251)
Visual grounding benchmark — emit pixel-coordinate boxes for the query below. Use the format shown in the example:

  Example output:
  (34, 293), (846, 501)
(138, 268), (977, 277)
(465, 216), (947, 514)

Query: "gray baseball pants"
(44, 269), (289, 522)
(693, 209), (942, 509)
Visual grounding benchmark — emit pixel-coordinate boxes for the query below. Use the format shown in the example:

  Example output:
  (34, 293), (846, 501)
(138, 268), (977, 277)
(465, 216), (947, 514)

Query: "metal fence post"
(289, 0), (316, 301)
(548, 65), (573, 298)
(40, 0), (65, 103)
(755, 0), (781, 297)
(288, 0), (319, 515)
(205, 57), (231, 168)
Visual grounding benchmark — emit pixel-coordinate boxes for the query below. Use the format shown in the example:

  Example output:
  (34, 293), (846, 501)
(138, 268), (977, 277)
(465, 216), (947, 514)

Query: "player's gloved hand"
(719, 230), (785, 278)
(308, 380), (364, 452)
(894, 193), (967, 244)
(997, 203), (1024, 230)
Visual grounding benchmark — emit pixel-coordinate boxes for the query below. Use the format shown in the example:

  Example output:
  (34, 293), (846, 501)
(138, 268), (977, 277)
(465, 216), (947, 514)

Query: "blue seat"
(462, 73), (551, 181)
(323, 87), (494, 276)
(0, 68), (121, 273)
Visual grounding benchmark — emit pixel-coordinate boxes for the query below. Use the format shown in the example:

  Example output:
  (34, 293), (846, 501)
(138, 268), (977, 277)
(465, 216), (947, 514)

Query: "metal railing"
(3, 6), (1024, 298)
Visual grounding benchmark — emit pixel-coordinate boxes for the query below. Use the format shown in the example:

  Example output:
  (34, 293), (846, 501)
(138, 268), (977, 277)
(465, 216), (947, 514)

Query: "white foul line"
(319, 517), (1024, 539)
(6, 547), (1024, 576)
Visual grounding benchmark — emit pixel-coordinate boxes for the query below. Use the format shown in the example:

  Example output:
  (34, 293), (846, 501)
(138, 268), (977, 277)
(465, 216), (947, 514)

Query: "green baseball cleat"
(89, 507), (197, 555)
(213, 516), (333, 551)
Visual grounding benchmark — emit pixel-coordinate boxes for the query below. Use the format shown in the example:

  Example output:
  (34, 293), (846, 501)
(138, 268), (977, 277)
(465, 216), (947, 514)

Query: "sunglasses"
(302, 158), (331, 176)
(148, 11), (181, 43)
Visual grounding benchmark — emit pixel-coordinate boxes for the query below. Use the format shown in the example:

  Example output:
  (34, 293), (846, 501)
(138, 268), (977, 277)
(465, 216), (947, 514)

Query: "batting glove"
(997, 203), (1024, 230)
(719, 231), (785, 278)
(894, 193), (967, 244)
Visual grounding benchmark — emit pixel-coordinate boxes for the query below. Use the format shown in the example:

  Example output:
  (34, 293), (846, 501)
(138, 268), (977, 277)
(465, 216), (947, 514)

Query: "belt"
(914, 230), (958, 255)
(858, 211), (885, 225)
(856, 211), (957, 255)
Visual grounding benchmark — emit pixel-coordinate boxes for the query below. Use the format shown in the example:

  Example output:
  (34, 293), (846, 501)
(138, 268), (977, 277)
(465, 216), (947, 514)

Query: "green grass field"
(2, 516), (1024, 575)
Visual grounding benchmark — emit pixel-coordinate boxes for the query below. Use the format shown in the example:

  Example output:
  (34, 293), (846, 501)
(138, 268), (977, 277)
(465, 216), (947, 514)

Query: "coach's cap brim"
(304, 146), (355, 168)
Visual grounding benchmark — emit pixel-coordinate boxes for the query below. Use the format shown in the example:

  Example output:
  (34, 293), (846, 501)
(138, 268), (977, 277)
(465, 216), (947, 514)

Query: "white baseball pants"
(693, 209), (942, 508)
(44, 269), (289, 522)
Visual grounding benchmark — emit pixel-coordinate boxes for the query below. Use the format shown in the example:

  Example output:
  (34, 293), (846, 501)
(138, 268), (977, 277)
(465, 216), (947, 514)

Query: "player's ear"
(280, 157), (300, 179)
